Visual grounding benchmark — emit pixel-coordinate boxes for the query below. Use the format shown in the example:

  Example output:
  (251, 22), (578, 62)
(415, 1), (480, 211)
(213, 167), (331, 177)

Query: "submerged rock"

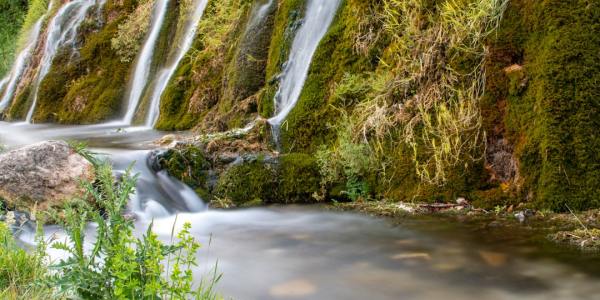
(0, 140), (95, 211)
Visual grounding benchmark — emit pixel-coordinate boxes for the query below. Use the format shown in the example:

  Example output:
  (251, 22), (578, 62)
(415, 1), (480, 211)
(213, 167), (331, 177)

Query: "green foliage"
(352, 0), (508, 185)
(49, 163), (221, 299)
(15, 0), (48, 52)
(316, 117), (377, 201)
(0, 221), (50, 299)
(0, 0), (28, 77)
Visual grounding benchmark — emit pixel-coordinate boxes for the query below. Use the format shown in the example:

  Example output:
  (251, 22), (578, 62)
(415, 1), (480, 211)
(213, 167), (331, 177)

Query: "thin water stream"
(144, 0), (209, 127)
(1, 121), (600, 300)
(122, 0), (170, 124)
(26, 0), (99, 123)
(268, 0), (341, 142)
(0, 7), (49, 112)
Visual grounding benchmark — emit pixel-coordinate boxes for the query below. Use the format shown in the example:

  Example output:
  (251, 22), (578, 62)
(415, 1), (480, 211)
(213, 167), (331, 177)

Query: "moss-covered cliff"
(155, 0), (262, 131)
(1, 0), (598, 211)
(484, 0), (600, 210)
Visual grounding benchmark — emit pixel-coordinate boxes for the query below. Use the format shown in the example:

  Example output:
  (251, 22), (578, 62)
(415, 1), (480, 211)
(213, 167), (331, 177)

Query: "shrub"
(316, 116), (377, 201)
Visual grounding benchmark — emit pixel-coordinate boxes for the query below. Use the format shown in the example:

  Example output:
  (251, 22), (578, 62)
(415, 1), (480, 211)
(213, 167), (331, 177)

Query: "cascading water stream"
(144, 0), (209, 128)
(0, 77), (9, 101)
(0, 4), (50, 112)
(122, 0), (170, 125)
(25, 0), (99, 123)
(267, 0), (341, 142)
(249, 0), (274, 28)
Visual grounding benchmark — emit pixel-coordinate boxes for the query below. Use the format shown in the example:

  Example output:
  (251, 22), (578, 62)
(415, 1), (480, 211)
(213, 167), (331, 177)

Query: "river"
(1, 121), (599, 300)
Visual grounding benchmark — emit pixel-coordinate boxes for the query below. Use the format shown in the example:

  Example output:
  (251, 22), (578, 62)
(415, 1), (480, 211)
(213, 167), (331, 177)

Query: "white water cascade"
(144, 0), (209, 127)
(122, 0), (170, 125)
(0, 4), (50, 112)
(267, 0), (341, 139)
(0, 77), (8, 94)
(26, 0), (99, 123)
(249, 0), (274, 28)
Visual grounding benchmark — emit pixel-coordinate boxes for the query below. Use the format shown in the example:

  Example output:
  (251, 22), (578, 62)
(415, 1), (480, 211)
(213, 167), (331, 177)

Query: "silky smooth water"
(26, 0), (99, 123)
(1, 121), (600, 300)
(0, 9), (48, 111)
(268, 0), (341, 141)
(248, 0), (275, 28)
(144, 0), (209, 127)
(122, 0), (170, 124)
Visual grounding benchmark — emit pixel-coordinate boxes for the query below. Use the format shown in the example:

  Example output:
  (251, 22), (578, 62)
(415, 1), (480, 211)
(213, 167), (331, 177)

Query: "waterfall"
(122, 0), (170, 125)
(0, 4), (50, 112)
(0, 77), (8, 94)
(249, 0), (274, 28)
(26, 0), (99, 123)
(144, 0), (209, 128)
(267, 0), (341, 140)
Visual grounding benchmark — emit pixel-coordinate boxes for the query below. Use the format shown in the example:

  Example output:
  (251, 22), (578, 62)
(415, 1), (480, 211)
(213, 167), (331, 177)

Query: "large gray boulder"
(0, 141), (95, 211)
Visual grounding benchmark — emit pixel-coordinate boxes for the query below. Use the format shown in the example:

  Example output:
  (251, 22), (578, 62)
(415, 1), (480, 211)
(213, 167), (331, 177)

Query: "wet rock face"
(0, 140), (95, 211)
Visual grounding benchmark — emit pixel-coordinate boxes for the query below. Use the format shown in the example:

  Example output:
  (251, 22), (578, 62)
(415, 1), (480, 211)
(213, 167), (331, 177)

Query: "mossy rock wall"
(274, 0), (390, 152)
(214, 153), (321, 205)
(6, 0), (140, 123)
(484, 0), (600, 210)
(154, 0), (257, 131)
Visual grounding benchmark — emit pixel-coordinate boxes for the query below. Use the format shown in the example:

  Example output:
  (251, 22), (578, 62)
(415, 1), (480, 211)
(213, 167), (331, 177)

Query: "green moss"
(278, 153), (321, 203)
(155, 0), (254, 131)
(214, 153), (323, 205)
(486, 0), (600, 211)
(221, 0), (277, 115)
(131, 0), (182, 124)
(34, 17), (131, 123)
(277, 0), (390, 152)
(215, 159), (278, 205)
(259, 0), (305, 117)
(5, 83), (31, 119)
(158, 146), (210, 192)
(19, 0), (141, 123)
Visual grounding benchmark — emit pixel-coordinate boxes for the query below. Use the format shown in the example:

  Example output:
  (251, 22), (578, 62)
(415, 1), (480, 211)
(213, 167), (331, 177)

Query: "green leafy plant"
(48, 163), (221, 299)
(316, 115), (376, 201)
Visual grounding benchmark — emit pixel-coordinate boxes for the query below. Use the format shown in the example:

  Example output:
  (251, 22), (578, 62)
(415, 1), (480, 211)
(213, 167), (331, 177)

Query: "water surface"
(1, 122), (599, 300)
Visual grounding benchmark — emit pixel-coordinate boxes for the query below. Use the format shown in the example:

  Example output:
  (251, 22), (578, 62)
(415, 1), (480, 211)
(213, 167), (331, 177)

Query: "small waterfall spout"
(249, 0), (274, 28)
(122, 0), (170, 125)
(144, 0), (209, 128)
(267, 0), (341, 142)
(26, 0), (99, 123)
(0, 2), (51, 112)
